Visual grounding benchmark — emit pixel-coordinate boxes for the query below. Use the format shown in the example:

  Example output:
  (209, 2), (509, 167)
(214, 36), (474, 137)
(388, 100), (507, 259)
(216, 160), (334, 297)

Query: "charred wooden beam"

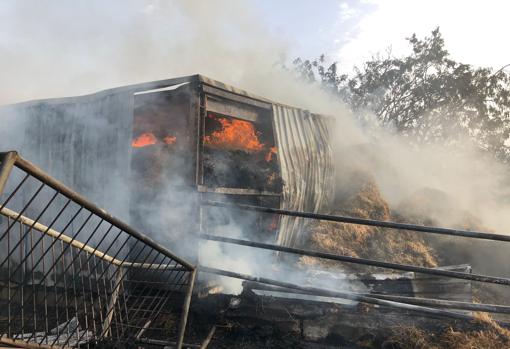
(201, 234), (510, 286)
(202, 200), (510, 242)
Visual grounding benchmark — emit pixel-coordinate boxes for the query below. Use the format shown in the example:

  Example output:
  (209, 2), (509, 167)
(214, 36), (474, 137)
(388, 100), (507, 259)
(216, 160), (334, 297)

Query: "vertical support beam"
(0, 151), (18, 196)
(176, 269), (197, 349)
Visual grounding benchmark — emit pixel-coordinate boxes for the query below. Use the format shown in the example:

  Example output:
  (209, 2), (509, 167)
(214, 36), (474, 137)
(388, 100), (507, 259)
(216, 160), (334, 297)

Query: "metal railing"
(200, 200), (510, 321)
(0, 151), (196, 349)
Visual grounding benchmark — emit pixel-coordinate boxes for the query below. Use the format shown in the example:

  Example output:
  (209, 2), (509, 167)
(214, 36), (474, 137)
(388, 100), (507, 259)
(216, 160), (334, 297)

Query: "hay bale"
(302, 170), (438, 272)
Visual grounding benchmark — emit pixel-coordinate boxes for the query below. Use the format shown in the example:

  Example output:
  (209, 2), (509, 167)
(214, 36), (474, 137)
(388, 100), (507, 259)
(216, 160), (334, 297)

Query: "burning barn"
(0, 74), (334, 260)
(2, 75), (510, 349)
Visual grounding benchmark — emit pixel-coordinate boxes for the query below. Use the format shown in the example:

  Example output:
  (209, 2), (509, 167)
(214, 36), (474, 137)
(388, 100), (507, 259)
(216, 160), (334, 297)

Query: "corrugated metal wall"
(0, 91), (134, 221)
(273, 105), (334, 248)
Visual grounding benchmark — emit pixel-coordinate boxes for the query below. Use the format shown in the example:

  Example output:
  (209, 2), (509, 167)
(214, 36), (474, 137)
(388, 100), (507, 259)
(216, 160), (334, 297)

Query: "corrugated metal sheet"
(0, 91), (134, 221)
(273, 105), (335, 248)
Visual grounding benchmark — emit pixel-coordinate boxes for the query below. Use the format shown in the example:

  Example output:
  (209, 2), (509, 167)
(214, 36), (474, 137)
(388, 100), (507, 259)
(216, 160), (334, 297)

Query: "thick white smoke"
(2, 0), (510, 294)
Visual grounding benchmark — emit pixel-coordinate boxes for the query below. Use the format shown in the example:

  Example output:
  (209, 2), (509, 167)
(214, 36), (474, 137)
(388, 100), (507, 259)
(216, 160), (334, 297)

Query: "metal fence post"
(176, 269), (197, 349)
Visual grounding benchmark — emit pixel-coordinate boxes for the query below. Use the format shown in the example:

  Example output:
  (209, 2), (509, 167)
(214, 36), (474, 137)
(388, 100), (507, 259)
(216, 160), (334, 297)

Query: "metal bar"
(15, 156), (194, 270)
(91, 254), (104, 339)
(0, 182), (45, 242)
(199, 325), (216, 349)
(125, 268), (187, 331)
(0, 173), (29, 213)
(109, 250), (170, 337)
(200, 266), (475, 321)
(60, 240), (71, 343)
(93, 239), (153, 341)
(68, 245), (81, 345)
(65, 235), (142, 345)
(7, 216), (11, 339)
(0, 151), (17, 196)
(202, 234), (510, 286)
(0, 336), (72, 349)
(137, 337), (201, 348)
(66, 228), (126, 342)
(0, 191), (60, 271)
(101, 267), (125, 337)
(1, 204), (80, 300)
(135, 320), (152, 340)
(369, 293), (510, 314)
(21, 212), (95, 343)
(51, 237), (60, 344)
(20, 222), (25, 340)
(176, 269), (197, 349)
(49, 230), (129, 344)
(7, 209), (95, 320)
(89, 228), (122, 335)
(40, 235), (49, 345)
(29, 229), (37, 341)
(246, 282), (510, 314)
(203, 201), (510, 243)
(115, 260), (188, 340)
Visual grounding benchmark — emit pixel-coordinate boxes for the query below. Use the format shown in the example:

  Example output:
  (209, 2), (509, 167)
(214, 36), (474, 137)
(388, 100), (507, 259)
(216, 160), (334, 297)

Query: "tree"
(293, 28), (510, 160)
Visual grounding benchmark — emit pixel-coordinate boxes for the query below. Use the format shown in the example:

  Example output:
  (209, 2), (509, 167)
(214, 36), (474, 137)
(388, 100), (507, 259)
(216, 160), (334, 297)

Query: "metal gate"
(0, 151), (196, 348)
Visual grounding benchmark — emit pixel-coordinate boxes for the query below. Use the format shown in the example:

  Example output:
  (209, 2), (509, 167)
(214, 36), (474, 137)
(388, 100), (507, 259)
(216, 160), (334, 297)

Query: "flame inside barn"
(0, 74), (334, 261)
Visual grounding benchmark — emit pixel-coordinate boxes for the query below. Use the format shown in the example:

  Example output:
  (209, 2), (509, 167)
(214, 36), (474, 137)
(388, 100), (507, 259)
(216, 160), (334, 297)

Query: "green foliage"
(293, 28), (510, 160)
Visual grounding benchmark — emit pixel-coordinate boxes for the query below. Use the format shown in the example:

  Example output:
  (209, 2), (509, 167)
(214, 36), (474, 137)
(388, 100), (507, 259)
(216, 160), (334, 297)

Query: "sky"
(258, 0), (510, 71)
(0, 0), (509, 104)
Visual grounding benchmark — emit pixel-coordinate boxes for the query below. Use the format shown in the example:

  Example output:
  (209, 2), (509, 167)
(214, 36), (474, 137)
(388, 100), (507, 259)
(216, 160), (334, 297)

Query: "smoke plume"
(1, 0), (510, 295)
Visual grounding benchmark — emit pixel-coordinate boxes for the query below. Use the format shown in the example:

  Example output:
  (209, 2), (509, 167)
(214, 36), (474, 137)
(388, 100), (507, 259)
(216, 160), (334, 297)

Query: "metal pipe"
(199, 326), (216, 349)
(0, 336), (72, 349)
(245, 282), (510, 314)
(202, 234), (510, 286)
(0, 207), (184, 270)
(15, 156), (195, 270)
(202, 200), (510, 243)
(137, 337), (201, 348)
(176, 269), (197, 349)
(199, 266), (477, 322)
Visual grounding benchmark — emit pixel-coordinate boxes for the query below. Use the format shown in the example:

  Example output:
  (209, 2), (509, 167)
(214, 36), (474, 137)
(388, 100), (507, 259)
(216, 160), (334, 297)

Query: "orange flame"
(204, 115), (264, 152)
(265, 146), (277, 162)
(132, 133), (157, 148)
(163, 135), (177, 145)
